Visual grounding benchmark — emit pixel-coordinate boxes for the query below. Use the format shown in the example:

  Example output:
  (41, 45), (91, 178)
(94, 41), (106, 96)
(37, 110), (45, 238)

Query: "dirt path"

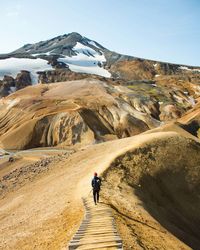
(0, 131), (190, 249)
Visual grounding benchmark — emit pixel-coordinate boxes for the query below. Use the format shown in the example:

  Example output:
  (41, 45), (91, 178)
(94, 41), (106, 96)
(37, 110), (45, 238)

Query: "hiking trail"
(67, 198), (123, 249)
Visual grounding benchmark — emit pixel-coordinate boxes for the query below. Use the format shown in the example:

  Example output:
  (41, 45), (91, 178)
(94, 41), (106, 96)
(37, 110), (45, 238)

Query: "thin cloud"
(6, 11), (20, 17)
(5, 4), (21, 17)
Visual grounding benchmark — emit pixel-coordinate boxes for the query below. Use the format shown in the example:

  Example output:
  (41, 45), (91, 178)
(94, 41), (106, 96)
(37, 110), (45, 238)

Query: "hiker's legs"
(93, 190), (97, 204)
(97, 190), (100, 202)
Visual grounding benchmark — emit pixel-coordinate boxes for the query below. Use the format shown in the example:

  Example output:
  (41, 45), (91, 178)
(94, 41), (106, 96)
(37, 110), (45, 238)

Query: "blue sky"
(0, 0), (199, 66)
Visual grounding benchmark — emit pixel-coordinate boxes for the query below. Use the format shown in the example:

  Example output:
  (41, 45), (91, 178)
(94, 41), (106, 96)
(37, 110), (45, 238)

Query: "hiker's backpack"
(92, 177), (101, 191)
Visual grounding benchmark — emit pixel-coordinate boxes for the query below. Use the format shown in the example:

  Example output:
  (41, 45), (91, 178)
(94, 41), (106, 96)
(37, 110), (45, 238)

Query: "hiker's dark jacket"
(91, 176), (101, 191)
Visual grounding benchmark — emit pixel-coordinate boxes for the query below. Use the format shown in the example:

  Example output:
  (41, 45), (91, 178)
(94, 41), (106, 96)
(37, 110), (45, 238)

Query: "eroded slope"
(102, 134), (200, 249)
(0, 77), (197, 150)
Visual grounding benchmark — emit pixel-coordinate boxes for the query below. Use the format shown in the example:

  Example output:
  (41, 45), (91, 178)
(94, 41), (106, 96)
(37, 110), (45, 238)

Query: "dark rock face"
(0, 76), (15, 97)
(155, 62), (179, 75)
(2, 75), (15, 87)
(47, 57), (69, 69)
(0, 72), (33, 96)
(15, 71), (32, 90)
(37, 69), (94, 83)
(0, 82), (10, 97)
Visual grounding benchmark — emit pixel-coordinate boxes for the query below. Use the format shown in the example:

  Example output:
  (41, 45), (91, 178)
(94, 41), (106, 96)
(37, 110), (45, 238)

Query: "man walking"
(91, 172), (101, 205)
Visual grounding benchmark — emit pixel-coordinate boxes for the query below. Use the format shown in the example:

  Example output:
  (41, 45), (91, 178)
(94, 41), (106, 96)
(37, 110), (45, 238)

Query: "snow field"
(0, 58), (53, 83)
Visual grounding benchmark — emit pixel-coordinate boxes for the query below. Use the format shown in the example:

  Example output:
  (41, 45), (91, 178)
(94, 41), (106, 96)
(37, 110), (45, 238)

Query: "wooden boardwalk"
(67, 198), (123, 249)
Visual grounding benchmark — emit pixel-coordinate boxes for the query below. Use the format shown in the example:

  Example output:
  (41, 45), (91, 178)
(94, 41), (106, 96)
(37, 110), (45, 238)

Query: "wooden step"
(67, 198), (123, 249)
(68, 240), (123, 250)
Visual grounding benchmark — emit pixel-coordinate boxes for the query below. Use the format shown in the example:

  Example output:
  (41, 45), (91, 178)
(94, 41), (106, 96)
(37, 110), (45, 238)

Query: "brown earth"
(0, 70), (199, 250)
(102, 134), (200, 249)
(0, 79), (159, 150)
(0, 78), (197, 151)
(155, 75), (200, 98)
(109, 59), (156, 80)
(0, 126), (200, 249)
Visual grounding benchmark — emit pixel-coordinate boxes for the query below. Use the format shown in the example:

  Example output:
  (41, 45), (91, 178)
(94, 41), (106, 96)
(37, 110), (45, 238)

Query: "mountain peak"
(0, 32), (199, 89)
(10, 32), (104, 55)
(0, 32), (112, 84)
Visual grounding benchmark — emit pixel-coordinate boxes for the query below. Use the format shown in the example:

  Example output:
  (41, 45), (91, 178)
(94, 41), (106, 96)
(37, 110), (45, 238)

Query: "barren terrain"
(0, 126), (199, 249)
(0, 31), (200, 250)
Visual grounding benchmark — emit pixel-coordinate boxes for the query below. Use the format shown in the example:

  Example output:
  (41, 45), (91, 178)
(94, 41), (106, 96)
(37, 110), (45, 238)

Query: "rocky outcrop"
(47, 56), (69, 69)
(154, 62), (179, 75)
(0, 82), (10, 98)
(15, 70), (32, 90)
(0, 76), (15, 97)
(2, 75), (15, 87)
(38, 69), (93, 83)
(0, 71), (32, 96)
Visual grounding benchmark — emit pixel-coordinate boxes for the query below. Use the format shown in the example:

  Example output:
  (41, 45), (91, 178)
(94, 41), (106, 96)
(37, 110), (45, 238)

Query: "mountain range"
(0, 32), (200, 249)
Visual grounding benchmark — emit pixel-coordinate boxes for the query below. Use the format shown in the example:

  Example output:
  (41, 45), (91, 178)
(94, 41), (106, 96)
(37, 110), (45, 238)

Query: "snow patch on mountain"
(88, 40), (100, 48)
(73, 42), (97, 56)
(57, 42), (111, 77)
(0, 58), (53, 83)
(179, 66), (200, 73)
(0, 41), (111, 81)
(65, 62), (110, 77)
